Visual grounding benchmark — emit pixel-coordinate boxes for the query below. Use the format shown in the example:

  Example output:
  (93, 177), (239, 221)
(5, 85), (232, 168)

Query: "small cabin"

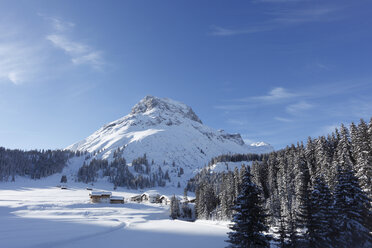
(130, 195), (142, 202)
(148, 194), (160, 203)
(90, 191), (103, 203)
(141, 193), (160, 203)
(141, 193), (149, 202)
(86, 187), (93, 191)
(89, 191), (112, 203)
(110, 196), (124, 204)
(159, 195), (170, 205)
(61, 186), (67, 190)
(100, 192), (112, 203)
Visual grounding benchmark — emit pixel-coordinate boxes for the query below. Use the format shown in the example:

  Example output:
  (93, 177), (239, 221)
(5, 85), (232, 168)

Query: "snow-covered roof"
(90, 191), (102, 196)
(110, 196), (124, 200)
(143, 193), (159, 198)
(90, 191), (112, 196)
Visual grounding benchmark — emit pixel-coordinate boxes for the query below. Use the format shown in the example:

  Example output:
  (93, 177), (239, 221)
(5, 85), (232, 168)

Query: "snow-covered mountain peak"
(130, 95), (202, 124)
(67, 96), (273, 173)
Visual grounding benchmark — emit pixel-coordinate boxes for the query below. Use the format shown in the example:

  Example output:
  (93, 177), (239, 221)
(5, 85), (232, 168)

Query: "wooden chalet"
(130, 194), (142, 202)
(141, 193), (149, 202)
(141, 193), (160, 203)
(159, 195), (170, 205)
(149, 194), (160, 203)
(89, 191), (112, 203)
(110, 196), (124, 204)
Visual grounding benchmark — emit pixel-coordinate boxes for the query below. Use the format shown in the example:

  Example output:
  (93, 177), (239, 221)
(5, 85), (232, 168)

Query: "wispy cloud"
(50, 17), (75, 32)
(214, 87), (298, 110)
(209, 25), (272, 36)
(251, 87), (298, 102)
(214, 104), (248, 111)
(210, 5), (342, 36)
(0, 28), (44, 84)
(0, 15), (104, 85)
(286, 101), (313, 114)
(270, 6), (341, 24)
(274, 116), (293, 122)
(45, 16), (104, 70)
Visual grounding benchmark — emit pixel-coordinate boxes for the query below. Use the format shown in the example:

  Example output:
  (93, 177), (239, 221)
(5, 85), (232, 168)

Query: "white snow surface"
(67, 96), (273, 169)
(0, 174), (230, 248)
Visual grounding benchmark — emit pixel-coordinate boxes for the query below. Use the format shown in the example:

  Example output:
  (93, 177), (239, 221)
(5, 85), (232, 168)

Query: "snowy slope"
(0, 184), (230, 248)
(67, 96), (273, 171)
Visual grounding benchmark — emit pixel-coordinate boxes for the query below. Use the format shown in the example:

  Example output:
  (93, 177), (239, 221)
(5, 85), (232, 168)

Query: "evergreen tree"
(295, 181), (312, 247)
(226, 170), (269, 248)
(354, 119), (372, 202)
(60, 175), (67, 183)
(170, 194), (180, 219)
(276, 212), (287, 248)
(334, 166), (371, 247)
(286, 211), (298, 248)
(310, 177), (335, 247)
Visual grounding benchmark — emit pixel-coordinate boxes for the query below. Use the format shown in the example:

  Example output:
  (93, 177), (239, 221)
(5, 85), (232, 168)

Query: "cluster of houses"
(89, 191), (124, 204)
(129, 193), (195, 205)
(130, 193), (171, 205)
(87, 189), (195, 206)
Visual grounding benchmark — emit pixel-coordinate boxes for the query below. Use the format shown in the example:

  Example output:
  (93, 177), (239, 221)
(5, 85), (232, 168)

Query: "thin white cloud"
(51, 17), (75, 32)
(286, 101), (313, 114)
(0, 15), (104, 85)
(209, 25), (272, 36)
(46, 17), (104, 70)
(71, 51), (103, 68)
(252, 87), (298, 102)
(0, 39), (44, 84)
(271, 6), (341, 24)
(274, 116), (293, 122)
(210, 5), (342, 36)
(214, 104), (247, 111)
(47, 34), (88, 54)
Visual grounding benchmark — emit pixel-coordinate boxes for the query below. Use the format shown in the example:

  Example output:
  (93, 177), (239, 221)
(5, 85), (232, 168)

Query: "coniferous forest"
(190, 119), (372, 247)
(0, 148), (80, 181)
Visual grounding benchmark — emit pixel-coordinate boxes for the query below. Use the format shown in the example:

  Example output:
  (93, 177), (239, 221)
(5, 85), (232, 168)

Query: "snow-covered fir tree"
(170, 195), (180, 219)
(188, 118), (372, 246)
(334, 166), (371, 247)
(226, 169), (269, 248)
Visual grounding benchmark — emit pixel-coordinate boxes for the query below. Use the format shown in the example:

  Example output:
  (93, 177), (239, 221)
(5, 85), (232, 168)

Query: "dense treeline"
(0, 147), (80, 181)
(77, 155), (170, 189)
(186, 153), (261, 192)
(191, 119), (372, 247)
(207, 153), (264, 167)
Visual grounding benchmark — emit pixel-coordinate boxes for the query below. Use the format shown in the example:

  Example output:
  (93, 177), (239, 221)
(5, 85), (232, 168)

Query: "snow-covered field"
(0, 179), (230, 248)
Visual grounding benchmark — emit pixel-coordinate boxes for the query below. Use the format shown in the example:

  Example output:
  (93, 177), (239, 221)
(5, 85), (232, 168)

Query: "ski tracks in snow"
(29, 221), (126, 248)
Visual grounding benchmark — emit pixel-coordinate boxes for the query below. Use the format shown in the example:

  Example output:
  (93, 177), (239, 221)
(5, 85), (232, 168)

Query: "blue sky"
(1, 0), (372, 150)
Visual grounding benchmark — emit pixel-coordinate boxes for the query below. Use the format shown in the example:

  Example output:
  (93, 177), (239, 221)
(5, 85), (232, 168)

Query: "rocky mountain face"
(67, 96), (273, 184)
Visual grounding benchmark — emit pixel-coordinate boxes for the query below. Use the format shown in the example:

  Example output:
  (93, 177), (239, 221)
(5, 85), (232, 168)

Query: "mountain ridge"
(67, 96), (273, 169)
